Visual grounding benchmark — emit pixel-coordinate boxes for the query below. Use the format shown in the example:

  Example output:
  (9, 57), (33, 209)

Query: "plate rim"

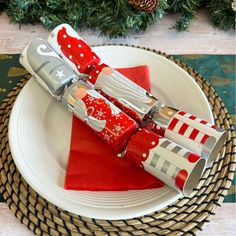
(8, 46), (213, 220)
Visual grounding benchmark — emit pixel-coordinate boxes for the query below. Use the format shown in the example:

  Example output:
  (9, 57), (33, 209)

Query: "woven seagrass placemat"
(0, 48), (235, 236)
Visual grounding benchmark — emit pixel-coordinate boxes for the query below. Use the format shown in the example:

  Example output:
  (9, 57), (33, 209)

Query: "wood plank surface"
(0, 10), (235, 55)
(0, 9), (235, 236)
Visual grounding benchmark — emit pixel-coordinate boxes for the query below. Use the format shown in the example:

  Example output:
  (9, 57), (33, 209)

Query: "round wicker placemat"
(0, 48), (235, 236)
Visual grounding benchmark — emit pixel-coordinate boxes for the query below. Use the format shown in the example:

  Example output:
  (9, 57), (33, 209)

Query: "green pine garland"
(6, 0), (167, 37)
(208, 0), (235, 31)
(3, 0), (236, 37)
(167, 0), (235, 32)
(168, 0), (202, 31)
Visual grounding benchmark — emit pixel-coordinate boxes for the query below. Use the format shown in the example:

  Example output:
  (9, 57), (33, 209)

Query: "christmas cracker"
(20, 38), (137, 152)
(48, 23), (226, 165)
(20, 38), (206, 196)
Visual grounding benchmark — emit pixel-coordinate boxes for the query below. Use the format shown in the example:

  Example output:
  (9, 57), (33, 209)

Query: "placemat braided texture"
(0, 48), (235, 236)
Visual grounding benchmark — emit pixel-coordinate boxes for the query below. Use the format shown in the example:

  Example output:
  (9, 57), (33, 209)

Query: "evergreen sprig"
(208, 0), (235, 30)
(168, 0), (202, 31)
(6, 0), (167, 38)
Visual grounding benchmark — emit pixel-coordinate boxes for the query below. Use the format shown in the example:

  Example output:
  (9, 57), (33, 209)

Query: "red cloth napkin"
(65, 65), (164, 190)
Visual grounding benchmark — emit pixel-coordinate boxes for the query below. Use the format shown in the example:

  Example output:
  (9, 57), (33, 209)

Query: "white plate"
(9, 46), (214, 220)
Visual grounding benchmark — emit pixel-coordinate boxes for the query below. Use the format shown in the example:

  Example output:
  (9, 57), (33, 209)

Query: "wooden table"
(0, 10), (235, 235)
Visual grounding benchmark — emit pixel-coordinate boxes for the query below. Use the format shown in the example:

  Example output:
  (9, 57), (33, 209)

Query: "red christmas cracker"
(125, 129), (205, 195)
(63, 82), (137, 151)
